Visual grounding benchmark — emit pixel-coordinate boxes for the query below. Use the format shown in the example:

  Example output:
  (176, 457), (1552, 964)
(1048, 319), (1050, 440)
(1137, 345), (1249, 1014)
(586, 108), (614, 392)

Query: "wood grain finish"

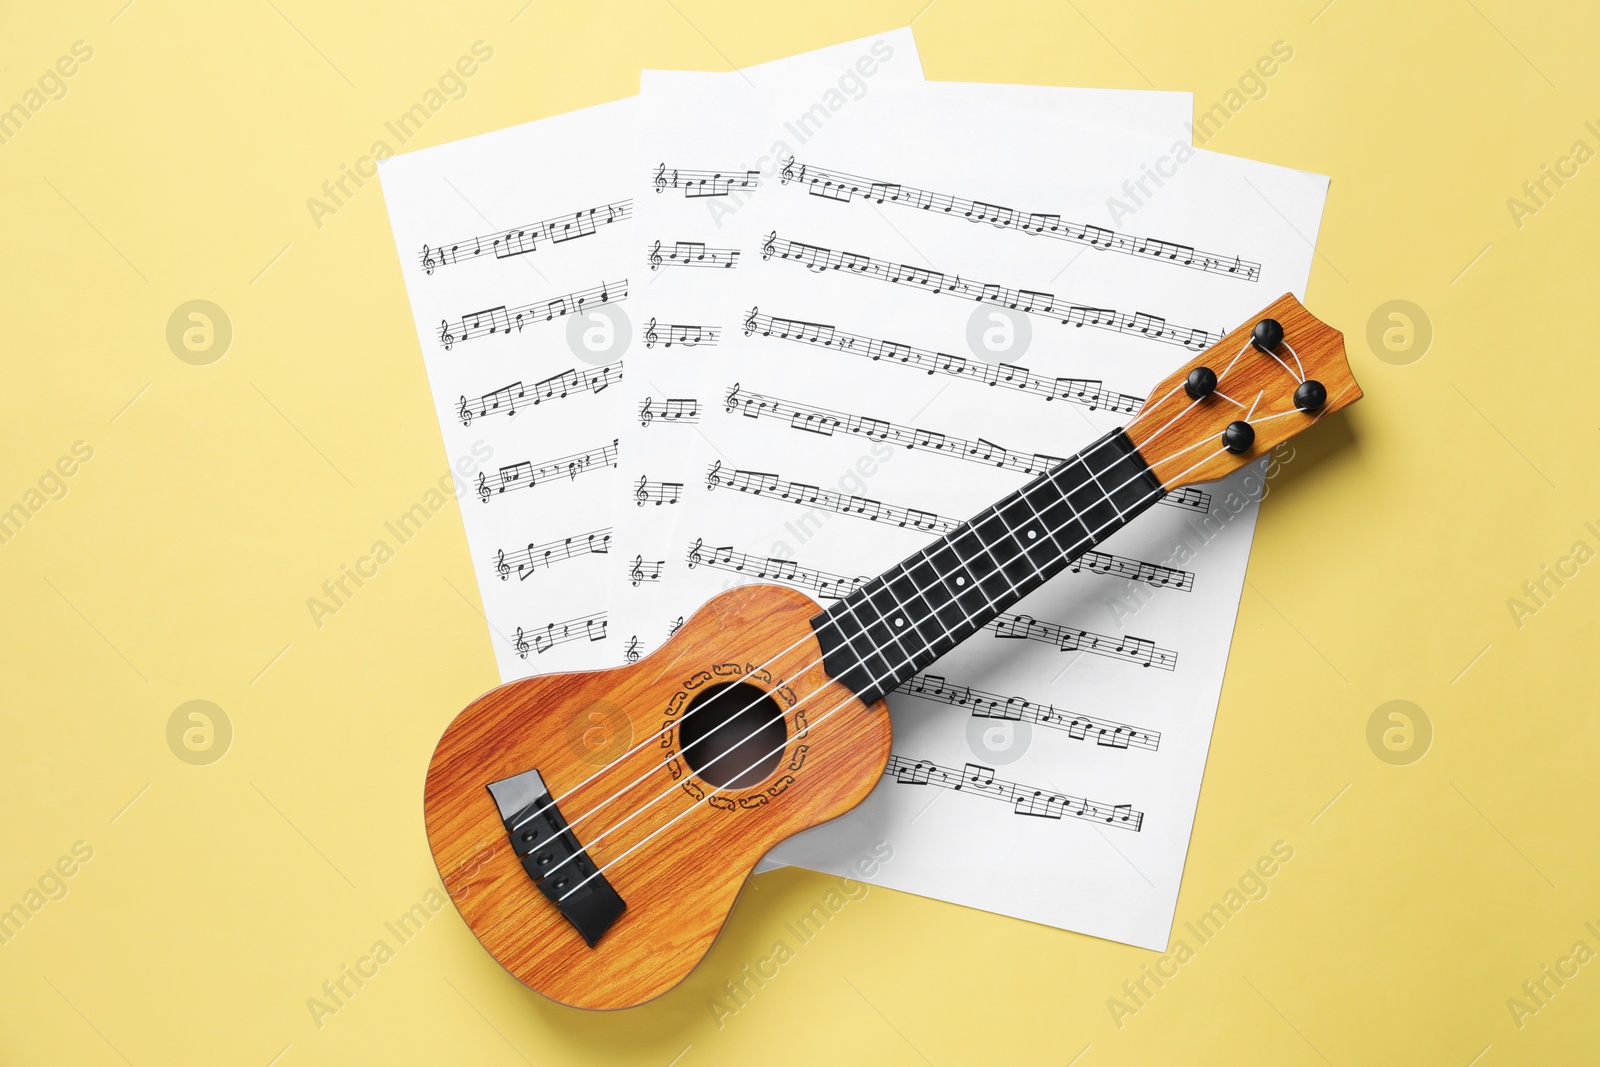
(1126, 292), (1360, 489)
(423, 584), (891, 1010)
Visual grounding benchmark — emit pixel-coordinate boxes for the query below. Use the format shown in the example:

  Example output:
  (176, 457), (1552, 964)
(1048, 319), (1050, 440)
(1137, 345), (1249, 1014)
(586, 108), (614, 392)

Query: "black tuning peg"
(1294, 379), (1327, 412)
(1251, 318), (1284, 353)
(1184, 367), (1218, 400)
(1222, 421), (1255, 454)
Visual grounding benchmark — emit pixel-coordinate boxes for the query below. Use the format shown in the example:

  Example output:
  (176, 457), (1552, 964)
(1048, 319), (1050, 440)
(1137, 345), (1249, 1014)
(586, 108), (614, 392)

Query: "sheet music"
(614, 76), (1194, 660)
(612, 79), (1327, 949)
(377, 30), (923, 679)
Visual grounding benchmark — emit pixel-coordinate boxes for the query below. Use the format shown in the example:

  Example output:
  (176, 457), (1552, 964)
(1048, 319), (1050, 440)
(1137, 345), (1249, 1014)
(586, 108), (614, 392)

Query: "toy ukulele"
(423, 293), (1360, 1009)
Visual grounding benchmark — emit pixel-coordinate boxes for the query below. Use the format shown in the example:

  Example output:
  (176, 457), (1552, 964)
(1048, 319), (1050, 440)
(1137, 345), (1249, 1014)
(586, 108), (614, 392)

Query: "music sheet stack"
(377, 29), (1328, 950)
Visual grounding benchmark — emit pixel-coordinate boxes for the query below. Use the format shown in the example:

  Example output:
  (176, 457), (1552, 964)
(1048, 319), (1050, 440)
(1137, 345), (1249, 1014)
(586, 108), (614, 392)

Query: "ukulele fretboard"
(814, 428), (1165, 703)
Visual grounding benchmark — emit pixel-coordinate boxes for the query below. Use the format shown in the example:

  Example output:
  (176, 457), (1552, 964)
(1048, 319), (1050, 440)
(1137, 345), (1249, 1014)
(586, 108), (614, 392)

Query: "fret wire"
(905, 546), (986, 655)
(837, 596), (904, 684)
(854, 577), (920, 665)
(986, 496), (1057, 581)
(881, 566), (943, 642)
(1041, 461), (1099, 556)
(1016, 472), (1084, 568)
(971, 510), (1043, 595)
(872, 573), (934, 655)
(876, 566), (947, 659)
(928, 538), (996, 618)
(1009, 482), (1074, 568)
(1062, 456), (1121, 547)
(1081, 457), (1128, 523)
(950, 523), (1021, 609)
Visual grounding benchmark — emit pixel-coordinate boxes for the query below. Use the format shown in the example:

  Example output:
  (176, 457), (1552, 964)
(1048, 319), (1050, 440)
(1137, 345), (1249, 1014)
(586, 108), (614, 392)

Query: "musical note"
(642, 321), (717, 348)
(883, 755), (1143, 831)
(898, 673), (1159, 751)
(753, 309), (1134, 414)
(623, 635), (641, 663)
(439, 280), (627, 348)
(684, 538), (867, 600)
(628, 555), (664, 586)
(759, 233), (1217, 350)
(637, 397), (701, 427)
(986, 612), (1177, 670)
(647, 239), (740, 270)
(634, 477), (683, 506)
(492, 527), (612, 581)
(770, 157), (1261, 282)
(458, 364), (622, 425)
(652, 164), (761, 198)
(417, 200), (631, 272)
(708, 385), (1063, 477)
(476, 440), (618, 501)
(509, 612), (607, 658)
(1164, 485), (1212, 513)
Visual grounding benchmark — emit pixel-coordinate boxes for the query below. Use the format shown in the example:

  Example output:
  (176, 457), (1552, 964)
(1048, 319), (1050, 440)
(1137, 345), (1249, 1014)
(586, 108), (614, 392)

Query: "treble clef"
(687, 538), (704, 569)
(421, 244), (436, 275)
(439, 319), (455, 351)
(514, 626), (530, 659)
(643, 316), (659, 349)
(667, 616), (685, 638)
(706, 460), (722, 490)
(779, 157), (795, 184)
(458, 395), (472, 426)
(653, 163), (668, 194)
(629, 554), (645, 587)
(742, 306), (759, 336)
(761, 231), (776, 260)
(639, 399), (654, 427)
(496, 549), (509, 581)
(624, 636), (641, 664)
(476, 471), (489, 503)
(724, 382), (741, 413)
(635, 474), (649, 506)
(648, 239), (663, 271)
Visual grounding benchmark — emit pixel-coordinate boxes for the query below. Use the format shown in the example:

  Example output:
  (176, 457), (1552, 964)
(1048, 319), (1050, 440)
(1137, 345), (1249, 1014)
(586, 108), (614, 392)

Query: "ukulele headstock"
(1124, 293), (1359, 490)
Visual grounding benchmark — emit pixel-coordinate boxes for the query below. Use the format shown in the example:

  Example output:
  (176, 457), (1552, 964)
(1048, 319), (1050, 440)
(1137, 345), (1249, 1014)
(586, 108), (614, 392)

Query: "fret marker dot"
(956, 576), (967, 586)
(1026, 529), (1037, 539)
(894, 617), (905, 628)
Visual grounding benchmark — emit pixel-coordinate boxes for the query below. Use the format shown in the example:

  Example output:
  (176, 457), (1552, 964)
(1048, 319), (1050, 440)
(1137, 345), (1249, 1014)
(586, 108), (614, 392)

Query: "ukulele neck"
(812, 427), (1163, 704)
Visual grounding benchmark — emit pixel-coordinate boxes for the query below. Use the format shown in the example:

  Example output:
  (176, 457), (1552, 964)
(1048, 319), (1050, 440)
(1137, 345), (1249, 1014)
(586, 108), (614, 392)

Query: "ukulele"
(423, 292), (1360, 1010)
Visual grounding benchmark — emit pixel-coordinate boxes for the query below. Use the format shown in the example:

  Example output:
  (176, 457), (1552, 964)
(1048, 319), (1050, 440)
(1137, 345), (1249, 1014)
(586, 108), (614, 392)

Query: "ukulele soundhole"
(678, 682), (787, 789)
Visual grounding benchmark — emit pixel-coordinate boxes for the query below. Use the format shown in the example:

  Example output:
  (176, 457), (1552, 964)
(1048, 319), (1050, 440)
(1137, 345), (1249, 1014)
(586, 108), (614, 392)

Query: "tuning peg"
(1184, 367), (1218, 400)
(1251, 318), (1284, 352)
(1294, 379), (1327, 412)
(1222, 421), (1255, 454)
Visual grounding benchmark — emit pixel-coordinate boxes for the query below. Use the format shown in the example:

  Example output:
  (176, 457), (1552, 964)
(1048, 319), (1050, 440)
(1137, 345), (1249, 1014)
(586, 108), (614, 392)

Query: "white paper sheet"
(376, 30), (923, 679)
(610, 79), (1327, 949)
(612, 76), (1193, 660)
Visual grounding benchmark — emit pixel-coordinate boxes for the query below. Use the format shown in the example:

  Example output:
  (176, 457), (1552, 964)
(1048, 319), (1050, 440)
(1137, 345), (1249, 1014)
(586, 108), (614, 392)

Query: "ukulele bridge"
(486, 768), (626, 947)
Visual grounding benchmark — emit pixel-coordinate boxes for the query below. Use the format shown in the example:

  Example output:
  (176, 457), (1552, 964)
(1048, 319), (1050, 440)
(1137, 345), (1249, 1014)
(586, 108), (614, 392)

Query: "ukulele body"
(423, 583), (890, 1010)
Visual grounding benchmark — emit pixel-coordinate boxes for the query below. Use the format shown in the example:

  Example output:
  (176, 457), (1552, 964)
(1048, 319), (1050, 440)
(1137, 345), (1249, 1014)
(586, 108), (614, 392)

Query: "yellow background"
(3, 1), (1596, 1063)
